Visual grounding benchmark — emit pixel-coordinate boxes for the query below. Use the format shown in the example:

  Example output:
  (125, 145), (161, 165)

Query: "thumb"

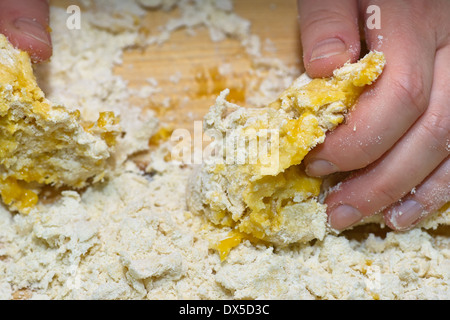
(298, 0), (360, 78)
(0, 0), (52, 63)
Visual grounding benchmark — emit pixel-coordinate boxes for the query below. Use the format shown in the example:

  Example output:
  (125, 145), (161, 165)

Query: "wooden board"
(113, 0), (302, 132)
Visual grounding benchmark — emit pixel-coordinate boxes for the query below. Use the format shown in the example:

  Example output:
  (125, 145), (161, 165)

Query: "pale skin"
(299, 0), (449, 231)
(0, 0), (51, 63)
(0, 0), (448, 231)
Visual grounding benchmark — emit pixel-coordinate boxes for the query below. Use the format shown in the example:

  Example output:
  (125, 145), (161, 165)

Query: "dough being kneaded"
(0, 35), (120, 213)
(187, 51), (386, 260)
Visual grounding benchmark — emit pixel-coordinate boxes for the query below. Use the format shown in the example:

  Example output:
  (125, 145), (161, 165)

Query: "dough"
(187, 51), (386, 259)
(0, 35), (120, 213)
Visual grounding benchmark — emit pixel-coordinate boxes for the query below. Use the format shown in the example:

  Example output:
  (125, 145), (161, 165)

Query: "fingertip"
(383, 158), (450, 231)
(304, 38), (360, 78)
(327, 203), (363, 230)
(0, 0), (52, 63)
(5, 26), (52, 63)
(298, 0), (360, 78)
(305, 159), (339, 177)
(383, 200), (425, 231)
(25, 39), (52, 63)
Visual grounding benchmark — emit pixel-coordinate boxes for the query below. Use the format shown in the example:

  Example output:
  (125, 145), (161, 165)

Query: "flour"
(0, 0), (448, 300)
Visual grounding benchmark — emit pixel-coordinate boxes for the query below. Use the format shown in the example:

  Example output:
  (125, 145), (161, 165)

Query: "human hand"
(0, 0), (52, 62)
(298, 0), (449, 231)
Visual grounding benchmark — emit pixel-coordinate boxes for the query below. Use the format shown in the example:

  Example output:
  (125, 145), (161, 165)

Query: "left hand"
(0, 0), (52, 63)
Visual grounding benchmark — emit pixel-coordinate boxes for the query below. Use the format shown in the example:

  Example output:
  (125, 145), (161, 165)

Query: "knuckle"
(373, 178), (403, 207)
(391, 71), (428, 117)
(421, 109), (450, 155)
(351, 142), (376, 169)
(341, 134), (384, 171)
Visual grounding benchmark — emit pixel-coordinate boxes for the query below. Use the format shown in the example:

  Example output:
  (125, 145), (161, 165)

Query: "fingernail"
(305, 160), (338, 177)
(328, 204), (362, 230)
(389, 200), (424, 231)
(13, 18), (51, 47)
(310, 38), (347, 62)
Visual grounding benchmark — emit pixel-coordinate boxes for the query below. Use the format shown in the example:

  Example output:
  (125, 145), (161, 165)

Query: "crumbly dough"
(187, 52), (386, 257)
(0, 35), (120, 213)
(0, 0), (448, 300)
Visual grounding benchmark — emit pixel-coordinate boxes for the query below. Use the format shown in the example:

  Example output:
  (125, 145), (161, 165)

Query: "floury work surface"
(0, 0), (448, 300)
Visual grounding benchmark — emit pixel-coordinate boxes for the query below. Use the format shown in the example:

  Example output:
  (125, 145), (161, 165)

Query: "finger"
(298, 0), (360, 78)
(0, 0), (52, 63)
(305, 0), (435, 177)
(326, 43), (450, 231)
(384, 157), (449, 231)
(383, 42), (450, 231)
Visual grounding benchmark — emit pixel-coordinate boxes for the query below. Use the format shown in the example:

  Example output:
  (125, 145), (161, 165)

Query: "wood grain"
(114, 0), (302, 132)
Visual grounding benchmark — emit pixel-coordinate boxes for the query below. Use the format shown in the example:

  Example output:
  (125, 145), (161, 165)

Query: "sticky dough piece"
(0, 35), (120, 213)
(187, 51), (386, 259)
